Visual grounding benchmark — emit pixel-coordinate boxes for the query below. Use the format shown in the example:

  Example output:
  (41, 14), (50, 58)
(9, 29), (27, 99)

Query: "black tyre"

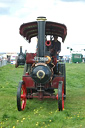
(58, 63), (66, 99)
(63, 64), (66, 99)
(58, 81), (64, 111)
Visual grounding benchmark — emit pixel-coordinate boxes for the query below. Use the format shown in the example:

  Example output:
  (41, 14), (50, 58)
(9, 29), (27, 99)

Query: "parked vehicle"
(72, 53), (83, 63)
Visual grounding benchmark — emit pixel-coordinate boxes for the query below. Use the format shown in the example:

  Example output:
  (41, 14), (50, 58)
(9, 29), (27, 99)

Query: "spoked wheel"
(58, 81), (64, 111)
(17, 81), (27, 111)
(15, 63), (18, 68)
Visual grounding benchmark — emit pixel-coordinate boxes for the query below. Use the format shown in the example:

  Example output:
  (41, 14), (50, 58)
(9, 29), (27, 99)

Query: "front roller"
(57, 81), (64, 111)
(17, 81), (27, 111)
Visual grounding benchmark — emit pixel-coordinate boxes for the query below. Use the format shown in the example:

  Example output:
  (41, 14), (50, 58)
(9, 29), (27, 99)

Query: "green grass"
(0, 63), (85, 128)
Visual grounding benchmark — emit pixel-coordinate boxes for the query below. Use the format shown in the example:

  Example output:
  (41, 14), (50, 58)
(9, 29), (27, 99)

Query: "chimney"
(20, 46), (22, 53)
(37, 17), (47, 57)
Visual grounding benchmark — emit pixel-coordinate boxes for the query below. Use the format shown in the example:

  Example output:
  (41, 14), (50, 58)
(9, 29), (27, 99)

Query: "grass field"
(0, 63), (85, 128)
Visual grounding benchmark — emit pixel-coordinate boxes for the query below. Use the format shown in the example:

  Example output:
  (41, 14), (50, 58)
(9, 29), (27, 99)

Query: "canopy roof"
(20, 21), (67, 43)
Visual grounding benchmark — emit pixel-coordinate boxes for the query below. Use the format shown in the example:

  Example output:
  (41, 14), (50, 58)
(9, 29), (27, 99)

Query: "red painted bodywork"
(52, 76), (64, 88)
(23, 76), (35, 88)
(23, 75), (64, 89)
(22, 74), (64, 101)
(26, 53), (36, 64)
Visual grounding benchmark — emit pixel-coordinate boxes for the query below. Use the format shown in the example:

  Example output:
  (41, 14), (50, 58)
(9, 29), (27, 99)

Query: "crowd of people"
(0, 56), (7, 67)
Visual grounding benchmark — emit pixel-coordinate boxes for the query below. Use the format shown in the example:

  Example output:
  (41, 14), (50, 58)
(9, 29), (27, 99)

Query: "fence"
(0, 60), (7, 67)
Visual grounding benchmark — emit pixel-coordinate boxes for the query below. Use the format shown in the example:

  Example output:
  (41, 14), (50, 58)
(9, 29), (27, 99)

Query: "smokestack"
(20, 46), (22, 53)
(37, 17), (47, 57)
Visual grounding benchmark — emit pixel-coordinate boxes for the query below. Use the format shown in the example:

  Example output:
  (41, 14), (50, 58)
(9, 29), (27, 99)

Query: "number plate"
(34, 57), (48, 62)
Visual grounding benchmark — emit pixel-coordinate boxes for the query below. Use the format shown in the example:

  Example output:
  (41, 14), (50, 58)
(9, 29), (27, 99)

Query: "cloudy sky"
(0, 0), (85, 55)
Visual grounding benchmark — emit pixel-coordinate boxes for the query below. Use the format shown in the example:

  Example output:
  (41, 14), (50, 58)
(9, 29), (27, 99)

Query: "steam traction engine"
(15, 46), (26, 68)
(17, 17), (67, 111)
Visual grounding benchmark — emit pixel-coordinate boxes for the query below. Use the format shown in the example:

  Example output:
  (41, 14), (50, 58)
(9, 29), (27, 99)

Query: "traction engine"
(17, 17), (67, 111)
(15, 46), (26, 68)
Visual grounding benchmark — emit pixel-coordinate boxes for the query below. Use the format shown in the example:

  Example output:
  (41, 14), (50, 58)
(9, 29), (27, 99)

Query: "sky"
(0, 0), (85, 55)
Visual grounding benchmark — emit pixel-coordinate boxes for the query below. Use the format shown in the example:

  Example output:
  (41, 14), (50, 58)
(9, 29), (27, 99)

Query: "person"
(50, 35), (61, 72)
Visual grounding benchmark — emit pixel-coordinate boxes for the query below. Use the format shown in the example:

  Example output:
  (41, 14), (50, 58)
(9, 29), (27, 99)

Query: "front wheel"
(17, 81), (27, 111)
(15, 63), (18, 68)
(58, 81), (64, 111)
